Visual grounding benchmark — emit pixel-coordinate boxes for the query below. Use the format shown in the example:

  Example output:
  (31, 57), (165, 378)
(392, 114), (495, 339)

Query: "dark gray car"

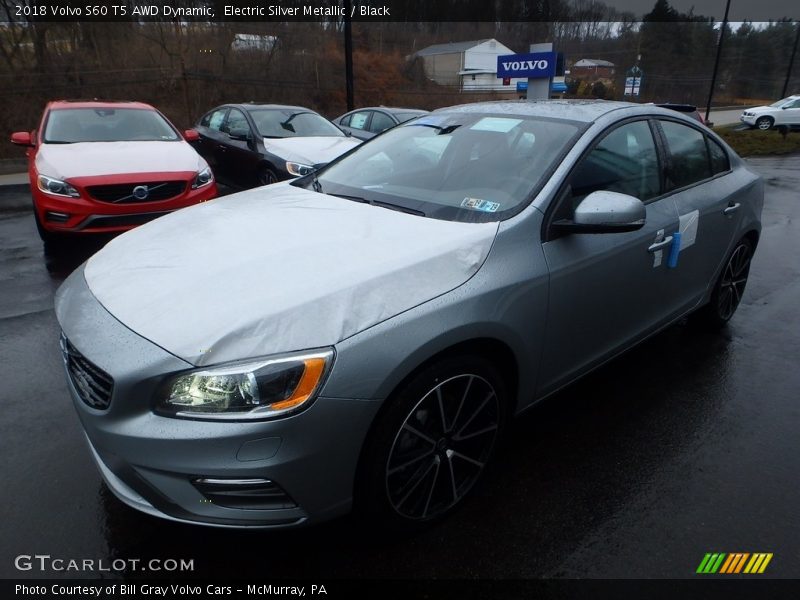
(55, 100), (762, 529)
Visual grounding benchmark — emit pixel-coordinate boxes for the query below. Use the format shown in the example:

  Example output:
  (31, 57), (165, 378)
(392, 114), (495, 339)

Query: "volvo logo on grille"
(132, 185), (149, 200)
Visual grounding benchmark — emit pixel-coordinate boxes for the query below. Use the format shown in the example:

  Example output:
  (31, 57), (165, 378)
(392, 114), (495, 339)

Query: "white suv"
(740, 95), (800, 130)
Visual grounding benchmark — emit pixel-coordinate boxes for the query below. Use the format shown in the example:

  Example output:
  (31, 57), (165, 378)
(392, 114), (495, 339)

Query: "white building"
(231, 34), (278, 53)
(413, 38), (526, 92)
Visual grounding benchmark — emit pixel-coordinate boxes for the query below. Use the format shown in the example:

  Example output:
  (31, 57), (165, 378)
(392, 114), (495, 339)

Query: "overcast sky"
(606, 0), (797, 21)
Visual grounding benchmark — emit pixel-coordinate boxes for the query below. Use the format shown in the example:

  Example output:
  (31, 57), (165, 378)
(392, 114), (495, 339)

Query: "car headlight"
(155, 349), (334, 420)
(37, 174), (80, 198)
(285, 161), (315, 177)
(192, 166), (213, 189)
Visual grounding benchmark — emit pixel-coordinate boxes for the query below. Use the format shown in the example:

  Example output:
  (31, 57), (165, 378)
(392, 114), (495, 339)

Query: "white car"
(740, 95), (800, 130)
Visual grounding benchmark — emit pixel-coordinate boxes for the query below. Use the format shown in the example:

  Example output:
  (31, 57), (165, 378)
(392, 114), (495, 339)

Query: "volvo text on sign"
(497, 52), (556, 79)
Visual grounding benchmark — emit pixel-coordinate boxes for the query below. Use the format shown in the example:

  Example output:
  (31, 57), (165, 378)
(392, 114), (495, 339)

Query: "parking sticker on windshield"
(470, 117), (523, 133)
(462, 197), (500, 212)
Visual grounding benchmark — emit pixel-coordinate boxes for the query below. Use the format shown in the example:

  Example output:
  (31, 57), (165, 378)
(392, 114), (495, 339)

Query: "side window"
(563, 120), (660, 212)
(339, 114), (352, 127)
(207, 109), (227, 132)
(369, 112), (395, 134)
(225, 109), (250, 135)
(660, 120), (712, 189)
(707, 137), (730, 175)
(349, 111), (370, 131)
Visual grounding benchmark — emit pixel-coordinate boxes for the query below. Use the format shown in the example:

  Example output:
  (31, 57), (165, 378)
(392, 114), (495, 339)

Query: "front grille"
(60, 334), (114, 410)
(86, 181), (187, 203)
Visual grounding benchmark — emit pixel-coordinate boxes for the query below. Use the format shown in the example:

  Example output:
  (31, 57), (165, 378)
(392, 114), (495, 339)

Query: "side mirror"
(184, 129), (200, 142)
(553, 190), (646, 234)
(10, 131), (33, 147)
(228, 127), (250, 141)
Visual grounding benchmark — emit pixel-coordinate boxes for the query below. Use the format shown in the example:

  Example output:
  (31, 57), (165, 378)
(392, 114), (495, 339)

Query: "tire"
(356, 355), (507, 530)
(755, 116), (773, 131)
(257, 165), (278, 186)
(695, 236), (754, 329)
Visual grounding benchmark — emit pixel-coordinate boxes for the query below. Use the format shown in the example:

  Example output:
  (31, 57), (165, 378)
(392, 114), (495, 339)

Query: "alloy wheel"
(259, 168), (277, 186)
(756, 117), (773, 131)
(385, 374), (500, 520)
(717, 242), (752, 321)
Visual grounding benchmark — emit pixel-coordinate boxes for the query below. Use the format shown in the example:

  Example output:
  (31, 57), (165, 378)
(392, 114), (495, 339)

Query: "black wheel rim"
(259, 170), (276, 185)
(385, 374), (500, 520)
(717, 243), (752, 321)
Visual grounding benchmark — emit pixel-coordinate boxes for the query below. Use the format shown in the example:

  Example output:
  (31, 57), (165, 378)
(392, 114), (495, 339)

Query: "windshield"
(44, 108), (179, 143)
(248, 109), (344, 138)
(394, 111), (427, 123)
(769, 97), (795, 107)
(304, 113), (581, 223)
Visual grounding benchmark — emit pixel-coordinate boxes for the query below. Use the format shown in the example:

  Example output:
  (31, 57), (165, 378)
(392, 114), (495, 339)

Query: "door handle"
(648, 236), (673, 253)
(723, 203), (741, 216)
(216, 144), (228, 151)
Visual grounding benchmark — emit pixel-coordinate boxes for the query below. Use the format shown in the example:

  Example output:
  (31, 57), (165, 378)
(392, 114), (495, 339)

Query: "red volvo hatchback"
(10, 100), (217, 242)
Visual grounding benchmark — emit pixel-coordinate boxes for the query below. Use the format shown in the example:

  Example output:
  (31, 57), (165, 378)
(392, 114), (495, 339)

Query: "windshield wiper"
(329, 193), (425, 216)
(373, 200), (425, 216)
(280, 112), (305, 133)
(408, 123), (461, 135)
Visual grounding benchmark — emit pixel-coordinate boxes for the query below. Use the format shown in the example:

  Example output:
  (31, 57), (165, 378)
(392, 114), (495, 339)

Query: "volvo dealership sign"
(497, 52), (556, 79)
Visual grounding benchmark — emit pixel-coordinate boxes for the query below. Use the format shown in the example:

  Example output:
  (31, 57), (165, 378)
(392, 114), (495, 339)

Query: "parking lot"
(1, 155), (799, 579)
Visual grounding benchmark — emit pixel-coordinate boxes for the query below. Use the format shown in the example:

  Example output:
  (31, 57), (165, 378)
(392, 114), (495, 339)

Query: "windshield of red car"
(44, 108), (180, 143)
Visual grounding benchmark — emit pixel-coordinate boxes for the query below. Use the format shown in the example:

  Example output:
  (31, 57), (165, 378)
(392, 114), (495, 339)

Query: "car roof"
(230, 103), (317, 113)
(434, 99), (648, 123)
(346, 106), (428, 114)
(48, 100), (155, 110)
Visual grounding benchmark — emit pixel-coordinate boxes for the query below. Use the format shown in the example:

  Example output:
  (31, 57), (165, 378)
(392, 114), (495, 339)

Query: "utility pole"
(781, 21), (800, 99)
(343, 1), (354, 111)
(705, 0), (731, 124)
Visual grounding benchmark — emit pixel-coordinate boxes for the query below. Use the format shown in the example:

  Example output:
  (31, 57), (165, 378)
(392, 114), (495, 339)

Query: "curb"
(0, 158), (27, 176)
(0, 184), (32, 212)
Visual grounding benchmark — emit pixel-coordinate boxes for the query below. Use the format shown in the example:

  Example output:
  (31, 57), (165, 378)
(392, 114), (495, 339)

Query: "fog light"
(192, 477), (296, 510)
(45, 211), (70, 223)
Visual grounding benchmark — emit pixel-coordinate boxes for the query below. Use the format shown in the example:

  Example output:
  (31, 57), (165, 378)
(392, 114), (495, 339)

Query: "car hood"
(36, 141), (205, 180)
(746, 106), (775, 115)
(80, 184), (498, 366)
(263, 136), (361, 166)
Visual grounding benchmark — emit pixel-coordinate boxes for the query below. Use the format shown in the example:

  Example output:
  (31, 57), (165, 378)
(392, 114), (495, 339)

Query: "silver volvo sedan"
(55, 101), (763, 529)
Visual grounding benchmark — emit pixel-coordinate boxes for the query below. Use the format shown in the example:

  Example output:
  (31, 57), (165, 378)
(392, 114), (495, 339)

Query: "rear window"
(660, 120), (712, 189)
(708, 137), (730, 175)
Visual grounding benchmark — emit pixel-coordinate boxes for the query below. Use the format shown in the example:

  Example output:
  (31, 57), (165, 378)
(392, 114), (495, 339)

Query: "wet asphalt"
(0, 157), (798, 580)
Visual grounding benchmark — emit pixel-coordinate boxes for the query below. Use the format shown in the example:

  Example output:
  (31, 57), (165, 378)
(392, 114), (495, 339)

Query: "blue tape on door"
(667, 231), (682, 268)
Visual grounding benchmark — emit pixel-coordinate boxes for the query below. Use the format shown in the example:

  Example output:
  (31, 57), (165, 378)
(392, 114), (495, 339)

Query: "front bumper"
(32, 173), (217, 234)
(740, 114), (757, 126)
(56, 267), (380, 528)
